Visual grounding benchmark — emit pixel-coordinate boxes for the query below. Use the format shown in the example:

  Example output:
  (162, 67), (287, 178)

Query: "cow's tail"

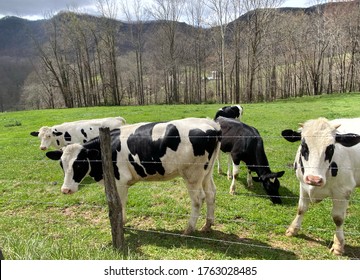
(206, 125), (222, 175)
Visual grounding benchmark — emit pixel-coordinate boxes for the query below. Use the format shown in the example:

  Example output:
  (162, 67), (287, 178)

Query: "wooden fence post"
(99, 127), (125, 252)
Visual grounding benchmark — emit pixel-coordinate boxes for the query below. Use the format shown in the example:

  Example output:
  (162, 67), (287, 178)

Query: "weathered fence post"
(99, 127), (125, 252)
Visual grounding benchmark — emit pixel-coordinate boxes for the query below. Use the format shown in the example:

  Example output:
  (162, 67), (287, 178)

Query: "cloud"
(0, 0), (95, 19)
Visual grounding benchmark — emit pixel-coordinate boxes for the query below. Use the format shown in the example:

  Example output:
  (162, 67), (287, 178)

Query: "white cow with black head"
(46, 118), (221, 235)
(30, 117), (126, 150)
(282, 117), (360, 255)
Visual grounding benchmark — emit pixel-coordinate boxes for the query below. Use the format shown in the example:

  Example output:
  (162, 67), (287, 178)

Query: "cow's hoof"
(229, 190), (235, 195)
(183, 227), (194, 235)
(200, 223), (212, 233)
(330, 245), (344, 256)
(285, 227), (299, 237)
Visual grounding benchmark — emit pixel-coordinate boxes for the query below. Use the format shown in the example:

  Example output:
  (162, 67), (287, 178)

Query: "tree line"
(16, 0), (360, 109)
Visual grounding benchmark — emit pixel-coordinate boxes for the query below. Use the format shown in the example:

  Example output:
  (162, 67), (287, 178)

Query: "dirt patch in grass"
(60, 204), (107, 225)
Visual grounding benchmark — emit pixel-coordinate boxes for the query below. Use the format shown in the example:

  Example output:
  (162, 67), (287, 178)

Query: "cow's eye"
(325, 144), (335, 162)
(301, 140), (309, 161)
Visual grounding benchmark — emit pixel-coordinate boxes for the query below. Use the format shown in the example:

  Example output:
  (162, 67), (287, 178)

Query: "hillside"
(0, 1), (358, 111)
(0, 13), (198, 58)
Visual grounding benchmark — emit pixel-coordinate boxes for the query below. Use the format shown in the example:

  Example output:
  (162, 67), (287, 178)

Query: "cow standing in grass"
(282, 117), (360, 255)
(214, 105), (244, 178)
(217, 117), (284, 204)
(46, 118), (221, 234)
(30, 116), (126, 150)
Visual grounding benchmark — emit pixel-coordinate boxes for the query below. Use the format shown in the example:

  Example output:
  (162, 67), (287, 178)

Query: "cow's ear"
(274, 171), (285, 178)
(46, 150), (63, 160)
(86, 149), (99, 158)
(252, 176), (261, 182)
(30, 131), (39, 137)
(281, 129), (301, 142)
(258, 171), (285, 181)
(336, 133), (360, 147)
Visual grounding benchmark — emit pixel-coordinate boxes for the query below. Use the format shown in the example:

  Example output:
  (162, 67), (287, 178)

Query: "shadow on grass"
(124, 227), (298, 260)
(344, 244), (360, 259)
(292, 234), (360, 259)
(218, 175), (299, 207)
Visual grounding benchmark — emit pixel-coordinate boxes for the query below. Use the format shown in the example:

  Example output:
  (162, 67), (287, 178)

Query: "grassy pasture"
(0, 93), (360, 260)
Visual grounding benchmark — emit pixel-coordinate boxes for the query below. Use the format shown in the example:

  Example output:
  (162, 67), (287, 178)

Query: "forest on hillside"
(0, 0), (359, 111)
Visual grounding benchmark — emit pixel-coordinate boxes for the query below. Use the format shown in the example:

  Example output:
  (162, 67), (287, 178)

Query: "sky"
(0, 0), (312, 21)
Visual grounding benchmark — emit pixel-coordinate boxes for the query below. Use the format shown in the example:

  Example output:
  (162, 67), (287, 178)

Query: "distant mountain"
(0, 16), (47, 57)
(1, 1), (355, 58)
(0, 1), (357, 110)
(0, 12), (198, 58)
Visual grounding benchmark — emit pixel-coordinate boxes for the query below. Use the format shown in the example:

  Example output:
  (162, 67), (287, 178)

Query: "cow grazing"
(214, 105), (244, 176)
(217, 117), (285, 204)
(30, 116), (126, 150)
(282, 117), (360, 255)
(45, 118), (221, 234)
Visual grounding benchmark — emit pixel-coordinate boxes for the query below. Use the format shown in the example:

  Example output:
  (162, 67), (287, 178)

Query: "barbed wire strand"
(1, 195), (360, 237)
(0, 175), (360, 203)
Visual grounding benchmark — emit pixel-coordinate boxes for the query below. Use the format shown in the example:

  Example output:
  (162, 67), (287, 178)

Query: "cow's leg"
(184, 182), (205, 235)
(286, 186), (310, 236)
(200, 174), (216, 233)
(227, 154), (232, 179)
(217, 158), (222, 174)
(246, 169), (253, 188)
(330, 198), (349, 255)
(116, 185), (129, 224)
(229, 162), (239, 195)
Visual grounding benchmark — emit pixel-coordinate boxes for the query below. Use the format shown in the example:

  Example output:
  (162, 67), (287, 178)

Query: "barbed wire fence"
(0, 134), (360, 259)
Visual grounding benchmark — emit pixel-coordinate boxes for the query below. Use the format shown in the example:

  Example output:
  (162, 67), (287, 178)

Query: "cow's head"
(230, 105), (244, 120)
(253, 171), (285, 204)
(46, 144), (99, 194)
(283, 118), (360, 187)
(214, 105), (243, 120)
(30, 126), (62, 150)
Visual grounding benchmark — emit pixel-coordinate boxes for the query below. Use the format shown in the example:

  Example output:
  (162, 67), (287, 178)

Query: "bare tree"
(122, 0), (148, 105)
(96, 0), (123, 105)
(185, 0), (210, 103)
(206, 0), (231, 103)
(241, 0), (283, 102)
(35, 13), (75, 107)
(148, 0), (186, 104)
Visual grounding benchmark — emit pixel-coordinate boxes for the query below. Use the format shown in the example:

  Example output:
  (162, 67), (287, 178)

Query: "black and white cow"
(214, 105), (244, 176)
(282, 117), (360, 255)
(30, 117), (126, 150)
(45, 118), (221, 234)
(217, 117), (285, 204)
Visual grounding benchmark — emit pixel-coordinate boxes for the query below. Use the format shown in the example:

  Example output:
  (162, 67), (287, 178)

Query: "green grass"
(0, 93), (360, 260)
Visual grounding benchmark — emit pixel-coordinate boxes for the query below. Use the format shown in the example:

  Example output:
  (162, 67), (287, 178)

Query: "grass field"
(0, 93), (360, 260)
